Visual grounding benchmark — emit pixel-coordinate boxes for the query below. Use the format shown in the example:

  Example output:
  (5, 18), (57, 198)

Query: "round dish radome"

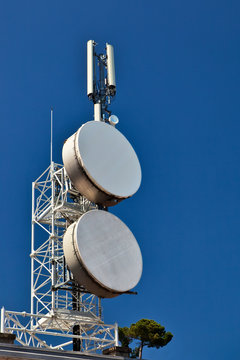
(62, 121), (141, 206)
(63, 209), (143, 298)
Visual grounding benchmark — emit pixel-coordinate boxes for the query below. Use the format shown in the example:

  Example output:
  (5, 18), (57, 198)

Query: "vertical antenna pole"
(94, 103), (101, 121)
(50, 108), (53, 164)
(114, 322), (119, 346)
(1, 307), (5, 333)
(51, 161), (56, 310)
(50, 108), (55, 310)
(30, 182), (35, 320)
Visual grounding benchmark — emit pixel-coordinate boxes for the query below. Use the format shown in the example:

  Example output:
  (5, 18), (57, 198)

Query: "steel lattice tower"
(1, 161), (118, 353)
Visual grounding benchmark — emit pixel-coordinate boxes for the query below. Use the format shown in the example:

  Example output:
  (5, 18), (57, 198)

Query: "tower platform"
(0, 343), (129, 360)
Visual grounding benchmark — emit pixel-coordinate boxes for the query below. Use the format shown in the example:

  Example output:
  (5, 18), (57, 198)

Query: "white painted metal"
(86, 41), (117, 123)
(106, 43), (116, 91)
(1, 39), (141, 354)
(62, 121), (142, 206)
(1, 163), (118, 353)
(114, 323), (119, 347)
(87, 40), (95, 98)
(94, 103), (101, 121)
(1, 307), (5, 333)
(31, 163), (117, 346)
(50, 109), (53, 164)
(63, 210), (142, 298)
(2, 310), (116, 352)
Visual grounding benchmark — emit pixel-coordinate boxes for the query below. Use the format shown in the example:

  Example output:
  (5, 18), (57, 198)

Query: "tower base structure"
(0, 342), (128, 360)
(0, 163), (118, 354)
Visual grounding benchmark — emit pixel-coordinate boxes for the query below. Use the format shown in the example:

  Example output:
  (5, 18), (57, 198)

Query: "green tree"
(118, 326), (132, 347)
(119, 319), (173, 359)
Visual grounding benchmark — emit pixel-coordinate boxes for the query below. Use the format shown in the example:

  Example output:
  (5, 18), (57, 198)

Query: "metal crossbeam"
(1, 309), (117, 353)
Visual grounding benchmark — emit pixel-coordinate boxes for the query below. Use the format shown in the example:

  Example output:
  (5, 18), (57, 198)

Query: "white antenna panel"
(87, 40), (95, 98)
(106, 43), (116, 93)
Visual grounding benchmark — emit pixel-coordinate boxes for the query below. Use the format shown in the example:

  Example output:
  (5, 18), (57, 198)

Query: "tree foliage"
(118, 326), (132, 347)
(119, 319), (173, 359)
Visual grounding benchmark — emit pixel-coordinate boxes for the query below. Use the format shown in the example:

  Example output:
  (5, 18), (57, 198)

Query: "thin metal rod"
(98, 297), (102, 319)
(50, 108), (53, 165)
(31, 182), (35, 321)
(51, 162), (56, 310)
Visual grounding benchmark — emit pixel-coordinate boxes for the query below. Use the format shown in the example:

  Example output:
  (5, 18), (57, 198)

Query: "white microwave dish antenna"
(62, 120), (141, 206)
(63, 210), (143, 298)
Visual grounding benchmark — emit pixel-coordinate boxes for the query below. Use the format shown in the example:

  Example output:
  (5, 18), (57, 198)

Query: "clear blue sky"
(0, 1), (240, 359)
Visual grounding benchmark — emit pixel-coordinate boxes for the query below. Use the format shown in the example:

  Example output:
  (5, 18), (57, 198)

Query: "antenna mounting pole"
(87, 40), (116, 122)
(50, 108), (53, 164)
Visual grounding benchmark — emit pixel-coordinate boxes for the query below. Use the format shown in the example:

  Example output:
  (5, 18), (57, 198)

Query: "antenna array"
(87, 40), (116, 121)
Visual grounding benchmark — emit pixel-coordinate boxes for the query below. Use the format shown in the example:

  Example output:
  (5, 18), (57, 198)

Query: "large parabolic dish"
(63, 210), (143, 298)
(62, 121), (142, 206)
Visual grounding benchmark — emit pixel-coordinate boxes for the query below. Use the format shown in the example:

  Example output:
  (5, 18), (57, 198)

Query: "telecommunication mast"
(0, 40), (142, 355)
